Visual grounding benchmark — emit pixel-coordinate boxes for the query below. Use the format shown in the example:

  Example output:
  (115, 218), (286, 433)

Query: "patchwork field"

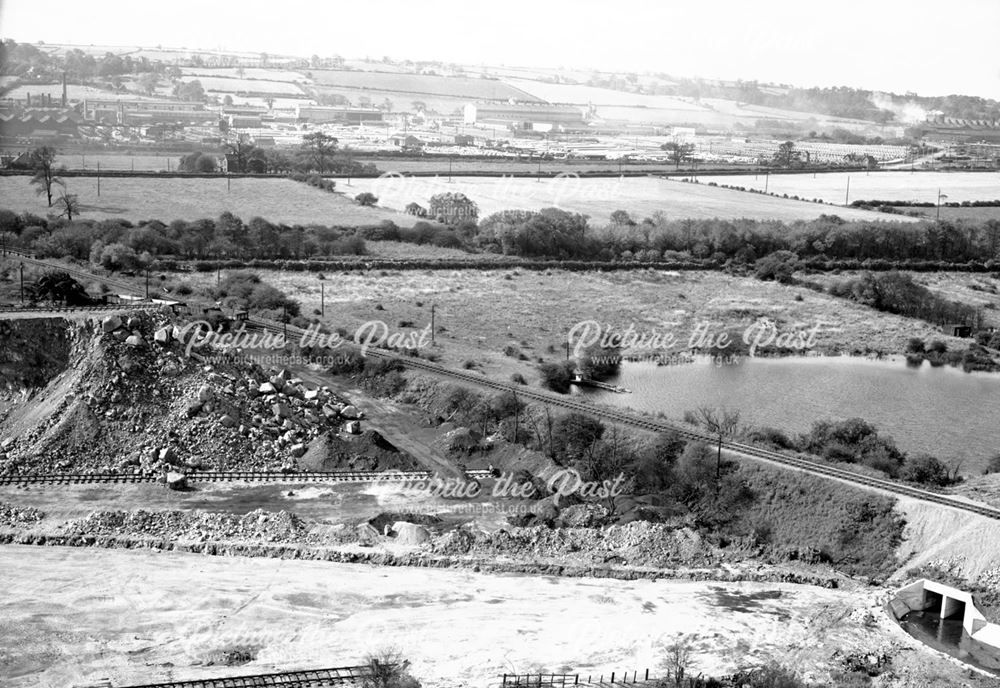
(182, 67), (307, 83)
(179, 75), (306, 95)
(349, 175), (912, 224)
(311, 87), (468, 116)
(713, 171), (1000, 205)
(0, 176), (418, 227)
(503, 79), (872, 127)
(310, 69), (540, 101)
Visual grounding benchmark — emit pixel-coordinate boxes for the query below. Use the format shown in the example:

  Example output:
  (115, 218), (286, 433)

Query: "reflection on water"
(581, 356), (1000, 474)
(899, 608), (1000, 675)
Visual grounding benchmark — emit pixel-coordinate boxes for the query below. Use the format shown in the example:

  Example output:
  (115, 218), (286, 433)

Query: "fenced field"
(0, 175), (418, 226)
(350, 174), (913, 224)
(711, 171), (1000, 205)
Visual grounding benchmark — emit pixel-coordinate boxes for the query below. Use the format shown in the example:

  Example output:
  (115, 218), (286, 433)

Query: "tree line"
(0, 210), (368, 265)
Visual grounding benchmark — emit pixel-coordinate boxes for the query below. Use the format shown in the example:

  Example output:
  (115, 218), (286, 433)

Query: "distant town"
(2, 40), (999, 171)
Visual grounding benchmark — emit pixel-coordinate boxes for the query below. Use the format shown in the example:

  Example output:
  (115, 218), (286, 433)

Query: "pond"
(580, 356), (1000, 474)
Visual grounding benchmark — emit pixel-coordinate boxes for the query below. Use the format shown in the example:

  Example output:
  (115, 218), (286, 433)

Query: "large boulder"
(340, 405), (362, 420)
(392, 521), (431, 545)
(197, 385), (215, 402)
(164, 472), (188, 490)
(102, 315), (122, 333)
(153, 326), (172, 345)
(125, 334), (145, 348)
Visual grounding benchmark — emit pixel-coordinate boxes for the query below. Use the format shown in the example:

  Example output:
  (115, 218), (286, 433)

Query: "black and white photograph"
(1, 1), (1000, 686)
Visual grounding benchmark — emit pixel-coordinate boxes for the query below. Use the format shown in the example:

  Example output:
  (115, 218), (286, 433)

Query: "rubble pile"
(431, 520), (717, 568)
(65, 508), (308, 543)
(298, 428), (422, 472)
(0, 502), (44, 528)
(1, 311), (369, 474)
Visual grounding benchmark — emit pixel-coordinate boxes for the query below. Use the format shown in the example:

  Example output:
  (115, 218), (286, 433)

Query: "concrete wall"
(891, 579), (996, 642)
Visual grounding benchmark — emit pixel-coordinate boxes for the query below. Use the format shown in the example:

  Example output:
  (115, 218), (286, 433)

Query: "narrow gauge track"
(246, 316), (1000, 522)
(0, 303), (163, 314)
(0, 469), (493, 487)
(1, 247), (146, 298)
(116, 664), (379, 688)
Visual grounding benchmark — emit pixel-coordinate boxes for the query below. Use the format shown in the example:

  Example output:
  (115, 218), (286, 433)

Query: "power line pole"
(19, 263), (24, 303)
(430, 304), (436, 345)
(845, 176), (850, 206)
(97, 162), (101, 196)
(320, 280), (325, 316)
(145, 268), (150, 300)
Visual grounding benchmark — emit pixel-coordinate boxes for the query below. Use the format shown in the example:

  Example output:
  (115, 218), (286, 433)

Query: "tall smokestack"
(62, 72), (67, 107)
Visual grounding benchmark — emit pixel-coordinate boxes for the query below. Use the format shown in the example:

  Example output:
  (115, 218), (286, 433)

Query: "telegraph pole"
(320, 280), (325, 316)
(19, 263), (24, 303)
(145, 268), (150, 301)
(845, 176), (850, 206)
(430, 304), (436, 345)
(97, 162), (101, 196)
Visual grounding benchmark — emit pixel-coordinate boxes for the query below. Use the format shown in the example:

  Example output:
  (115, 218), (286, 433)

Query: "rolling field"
(502, 78), (704, 110)
(179, 75), (305, 95)
(311, 86), (467, 115)
(349, 175), (913, 224)
(0, 176), (419, 227)
(310, 69), (540, 101)
(182, 67), (307, 82)
(713, 171), (1000, 205)
(503, 79), (872, 127)
(52, 153), (180, 172)
(2, 83), (140, 101)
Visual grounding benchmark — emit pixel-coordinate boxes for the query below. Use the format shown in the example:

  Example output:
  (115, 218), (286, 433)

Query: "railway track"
(0, 303), (163, 314)
(0, 469), (493, 487)
(114, 664), (379, 688)
(245, 317), (1000, 522)
(1, 247), (146, 298)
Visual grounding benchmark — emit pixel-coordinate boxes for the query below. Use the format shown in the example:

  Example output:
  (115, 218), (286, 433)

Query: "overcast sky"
(2, 0), (998, 100)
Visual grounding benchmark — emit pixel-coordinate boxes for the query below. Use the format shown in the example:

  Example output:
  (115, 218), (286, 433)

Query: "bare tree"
(55, 190), (81, 221)
(28, 146), (65, 207)
(664, 634), (694, 686)
(696, 406), (741, 483)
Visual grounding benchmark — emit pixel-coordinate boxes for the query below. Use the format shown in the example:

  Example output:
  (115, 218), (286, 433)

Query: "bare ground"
(0, 545), (984, 688)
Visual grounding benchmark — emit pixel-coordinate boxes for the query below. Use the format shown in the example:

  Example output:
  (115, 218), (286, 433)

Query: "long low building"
(295, 105), (383, 124)
(464, 102), (586, 127)
(83, 98), (218, 126)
